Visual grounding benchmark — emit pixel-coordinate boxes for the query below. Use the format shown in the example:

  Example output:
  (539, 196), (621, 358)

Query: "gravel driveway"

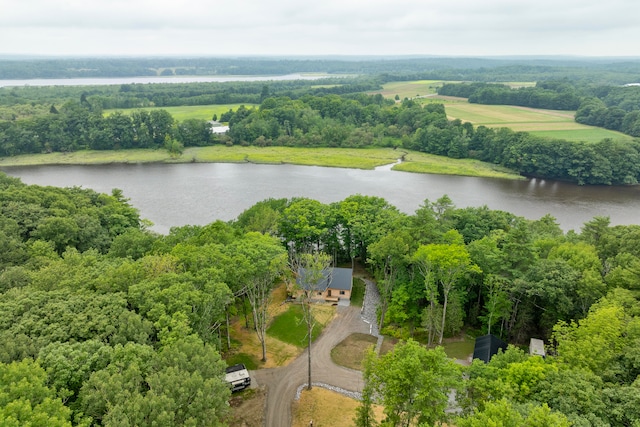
(252, 280), (381, 427)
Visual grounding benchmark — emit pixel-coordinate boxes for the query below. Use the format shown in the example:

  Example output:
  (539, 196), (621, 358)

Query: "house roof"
(472, 334), (508, 363)
(297, 267), (353, 292)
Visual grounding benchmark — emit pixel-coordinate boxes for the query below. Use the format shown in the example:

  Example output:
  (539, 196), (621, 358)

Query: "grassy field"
(369, 80), (445, 100)
(443, 102), (633, 143)
(105, 103), (255, 121)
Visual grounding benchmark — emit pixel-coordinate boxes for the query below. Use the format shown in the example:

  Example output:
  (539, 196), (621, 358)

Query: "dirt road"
(252, 303), (374, 427)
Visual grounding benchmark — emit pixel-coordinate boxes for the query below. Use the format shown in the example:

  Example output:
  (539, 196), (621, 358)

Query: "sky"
(1, 0), (639, 58)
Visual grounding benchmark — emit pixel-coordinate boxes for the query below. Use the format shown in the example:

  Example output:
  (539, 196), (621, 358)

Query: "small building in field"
(472, 334), (508, 363)
(297, 267), (353, 303)
(529, 338), (546, 357)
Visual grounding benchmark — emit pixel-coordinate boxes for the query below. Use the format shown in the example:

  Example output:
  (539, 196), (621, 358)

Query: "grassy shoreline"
(0, 146), (524, 180)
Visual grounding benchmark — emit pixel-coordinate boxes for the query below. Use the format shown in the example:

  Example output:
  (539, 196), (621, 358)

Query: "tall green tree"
(362, 339), (460, 427)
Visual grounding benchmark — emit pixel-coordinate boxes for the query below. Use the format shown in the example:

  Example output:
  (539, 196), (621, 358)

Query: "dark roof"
(297, 267), (352, 292)
(472, 334), (508, 363)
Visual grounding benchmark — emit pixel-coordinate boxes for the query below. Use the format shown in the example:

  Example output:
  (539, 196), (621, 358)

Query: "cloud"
(0, 0), (639, 56)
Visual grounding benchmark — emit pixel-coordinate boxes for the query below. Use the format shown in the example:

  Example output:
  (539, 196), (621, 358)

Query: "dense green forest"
(1, 174), (639, 426)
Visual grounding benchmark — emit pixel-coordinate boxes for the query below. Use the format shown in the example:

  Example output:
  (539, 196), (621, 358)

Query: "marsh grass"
(395, 152), (524, 180)
(0, 146), (525, 180)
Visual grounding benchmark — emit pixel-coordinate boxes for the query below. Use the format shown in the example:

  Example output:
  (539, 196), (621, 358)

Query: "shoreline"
(0, 146), (524, 180)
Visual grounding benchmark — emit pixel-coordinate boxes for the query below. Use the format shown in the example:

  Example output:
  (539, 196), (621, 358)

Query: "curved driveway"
(252, 280), (379, 427)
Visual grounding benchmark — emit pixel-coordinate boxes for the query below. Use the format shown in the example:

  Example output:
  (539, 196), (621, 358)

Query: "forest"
(1, 173), (639, 426)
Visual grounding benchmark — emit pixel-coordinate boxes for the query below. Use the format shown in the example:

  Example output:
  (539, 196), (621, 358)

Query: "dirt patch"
(292, 387), (384, 427)
(331, 333), (378, 370)
(379, 336), (399, 356)
(227, 387), (266, 427)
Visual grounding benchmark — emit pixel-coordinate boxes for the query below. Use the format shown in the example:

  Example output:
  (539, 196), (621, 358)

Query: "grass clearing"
(292, 387), (384, 427)
(105, 103), (256, 121)
(369, 80), (446, 100)
(441, 334), (475, 361)
(331, 333), (378, 370)
(267, 304), (335, 349)
(350, 277), (366, 308)
(395, 151), (524, 180)
(225, 283), (308, 369)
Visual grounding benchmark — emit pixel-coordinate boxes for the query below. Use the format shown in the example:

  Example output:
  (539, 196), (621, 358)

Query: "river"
(2, 163), (639, 235)
(0, 74), (336, 88)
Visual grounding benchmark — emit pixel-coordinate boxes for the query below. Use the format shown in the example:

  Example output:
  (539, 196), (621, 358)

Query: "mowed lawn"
(105, 103), (256, 121)
(443, 102), (633, 143)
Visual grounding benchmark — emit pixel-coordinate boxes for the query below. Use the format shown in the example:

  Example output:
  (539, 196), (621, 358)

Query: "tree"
(362, 339), (460, 427)
(0, 359), (77, 427)
(291, 250), (332, 390)
(367, 233), (410, 331)
(413, 240), (481, 345)
(228, 232), (288, 362)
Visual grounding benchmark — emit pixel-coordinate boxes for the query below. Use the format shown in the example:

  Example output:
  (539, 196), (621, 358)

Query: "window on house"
(318, 291), (322, 295)
(340, 291), (345, 295)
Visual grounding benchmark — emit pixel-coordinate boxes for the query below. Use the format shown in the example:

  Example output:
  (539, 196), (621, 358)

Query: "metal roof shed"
(472, 334), (508, 363)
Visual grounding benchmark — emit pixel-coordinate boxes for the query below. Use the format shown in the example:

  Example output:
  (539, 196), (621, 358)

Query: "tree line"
(3, 56), (640, 85)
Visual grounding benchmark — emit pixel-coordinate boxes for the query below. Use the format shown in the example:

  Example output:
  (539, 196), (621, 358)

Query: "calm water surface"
(3, 163), (639, 234)
(0, 74), (334, 88)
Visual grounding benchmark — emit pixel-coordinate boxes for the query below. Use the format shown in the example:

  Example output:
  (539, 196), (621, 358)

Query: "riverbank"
(0, 146), (524, 180)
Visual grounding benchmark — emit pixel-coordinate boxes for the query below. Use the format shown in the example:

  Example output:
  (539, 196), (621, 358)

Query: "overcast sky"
(1, 0), (639, 57)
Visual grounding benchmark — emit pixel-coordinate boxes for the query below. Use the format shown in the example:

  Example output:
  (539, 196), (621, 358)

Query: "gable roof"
(297, 267), (352, 292)
(472, 334), (508, 363)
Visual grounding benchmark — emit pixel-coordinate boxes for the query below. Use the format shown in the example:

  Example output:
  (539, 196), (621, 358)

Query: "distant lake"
(3, 163), (640, 235)
(0, 73), (335, 88)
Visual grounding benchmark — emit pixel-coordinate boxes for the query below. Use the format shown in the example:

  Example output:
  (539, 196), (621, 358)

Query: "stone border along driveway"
(251, 279), (382, 427)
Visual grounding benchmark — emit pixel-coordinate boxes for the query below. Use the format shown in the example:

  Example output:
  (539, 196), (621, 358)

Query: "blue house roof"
(297, 267), (353, 292)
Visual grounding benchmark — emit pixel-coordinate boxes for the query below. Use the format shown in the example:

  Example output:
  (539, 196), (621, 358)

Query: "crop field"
(443, 102), (633, 142)
(370, 80), (445, 100)
(105, 103), (256, 121)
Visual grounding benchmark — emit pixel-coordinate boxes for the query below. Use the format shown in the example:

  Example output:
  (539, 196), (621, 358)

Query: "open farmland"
(443, 102), (633, 143)
(369, 80), (445, 100)
(105, 103), (256, 121)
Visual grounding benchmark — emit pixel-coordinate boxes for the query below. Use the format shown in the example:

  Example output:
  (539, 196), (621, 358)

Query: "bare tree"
(290, 250), (332, 390)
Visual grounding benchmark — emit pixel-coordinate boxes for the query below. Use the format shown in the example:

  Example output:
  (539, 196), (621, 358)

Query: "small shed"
(529, 338), (546, 357)
(472, 334), (508, 363)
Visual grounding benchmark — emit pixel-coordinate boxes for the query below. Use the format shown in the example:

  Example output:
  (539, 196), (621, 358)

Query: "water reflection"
(2, 163), (639, 234)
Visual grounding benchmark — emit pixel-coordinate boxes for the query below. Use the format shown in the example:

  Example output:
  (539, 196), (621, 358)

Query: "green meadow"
(105, 104), (256, 121)
(442, 102), (633, 143)
(370, 80), (445, 100)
